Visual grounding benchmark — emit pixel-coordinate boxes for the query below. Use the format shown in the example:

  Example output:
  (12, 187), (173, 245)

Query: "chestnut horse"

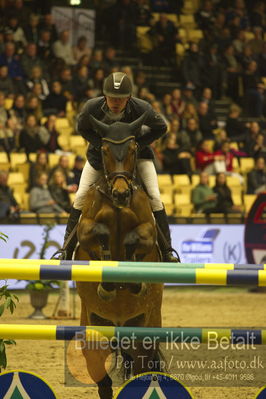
(74, 113), (163, 399)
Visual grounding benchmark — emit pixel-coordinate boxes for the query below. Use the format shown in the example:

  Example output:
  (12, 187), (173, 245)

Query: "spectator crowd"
(0, 0), (265, 220)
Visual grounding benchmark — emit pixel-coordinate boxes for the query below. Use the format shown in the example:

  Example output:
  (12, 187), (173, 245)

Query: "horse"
(74, 113), (164, 399)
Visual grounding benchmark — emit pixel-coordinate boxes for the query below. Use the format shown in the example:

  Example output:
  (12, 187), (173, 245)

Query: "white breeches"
(73, 159), (163, 212)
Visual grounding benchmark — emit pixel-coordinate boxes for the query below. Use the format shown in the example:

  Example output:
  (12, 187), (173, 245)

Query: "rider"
(61, 72), (180, 262)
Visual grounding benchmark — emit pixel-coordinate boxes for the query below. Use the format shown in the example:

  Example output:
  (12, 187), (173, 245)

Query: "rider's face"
(105, 96), (129, 114)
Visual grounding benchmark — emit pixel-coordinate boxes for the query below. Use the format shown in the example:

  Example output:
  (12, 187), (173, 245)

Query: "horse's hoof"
(97, 284), (117, 302)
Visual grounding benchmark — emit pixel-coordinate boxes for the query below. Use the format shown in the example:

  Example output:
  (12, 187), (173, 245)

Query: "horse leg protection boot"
(60, 207), (81, 260)
(153, 208), (180, 263)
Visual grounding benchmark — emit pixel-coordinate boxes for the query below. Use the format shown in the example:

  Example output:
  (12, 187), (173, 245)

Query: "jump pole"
(0, 258), (265, 270)
(1, 264), (266, 286)
(0, 325), (265, 344)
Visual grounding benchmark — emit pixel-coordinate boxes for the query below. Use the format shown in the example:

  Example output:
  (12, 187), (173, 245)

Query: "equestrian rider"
(61, 72), (180, 262)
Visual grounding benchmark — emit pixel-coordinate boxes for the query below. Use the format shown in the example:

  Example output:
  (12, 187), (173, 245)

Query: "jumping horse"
(74, 113), (164, 398)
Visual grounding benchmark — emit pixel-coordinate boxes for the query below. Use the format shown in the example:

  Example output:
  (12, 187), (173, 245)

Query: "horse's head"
(89, 113), (147, 208)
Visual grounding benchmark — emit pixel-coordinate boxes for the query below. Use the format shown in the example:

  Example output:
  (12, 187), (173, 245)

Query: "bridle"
(101, 136), (137, 198)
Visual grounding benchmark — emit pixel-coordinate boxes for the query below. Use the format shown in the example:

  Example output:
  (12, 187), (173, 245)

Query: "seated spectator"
(213, 172), (242, 213)
(23, 14), (40, 44)
(200, 87), (215, 114)
(248, 27), (264, 55)
(90, 48), (104, 72)
(59, 67), (74, 98)
(0, 118), (16, 161)
(139, 87), (155, 104)
(29, 151), (50, 190)
(49, 169), (71, 213)
(249, 1), (265, 29)
(195, 0), (215, 31)
(181, 85), (198, 107)
(247, 157), (266, 194)
(0, 65), (15, 96)
(29, 172), (65, 214)
(0, 170), (20, 220)
(162, 133), (193, 175)
(20, 42), (43, 78)
(214, 140), (235, 173)
(6, 16), (26, 45)
(197, 102), (217, 139)
(49, 154), (77, 190)
(191, 171), (217, 214)
(182, 103), (198, 126)
(202, 43), (223, 99)
(170, 88), (185, 118)
(25, 94), (43, 122)
(0, 92), (9, 127)
(222, 45), (242, 103)
(225, 104), (246, 141)
(38, 28), (52, 59)
(195, 139), (225, 174)
(73, 65), (90, 102)
(251, 133), (266, 160)
(182, 118), (202, 150)
(243, 60), (265, 117)
(149, 13), (178, 66)
(181, 43), (204, 94)
(73, 35), (92, 63)
(26, 66), (49, 100)
(71, 155), (85, 186)
(135, 0), (152, 26)
(19, 114), (49, 157)
(243, 121), (262, 156)
(161, 93), (173, 120)
(0, 41), (23, 80)
(9, 94), (26, 133)
(240, 45), (256, 71)
(88, 68), (105, 97)
(39, 13), (58, 42)
(43, 81), (67, 116)
(5, 0), (31, 28)
(44, 114), (62, 153)
(53, 30), (76, 66)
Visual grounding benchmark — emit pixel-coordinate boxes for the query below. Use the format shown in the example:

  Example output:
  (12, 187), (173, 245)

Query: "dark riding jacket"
(77, 96), (167, 170)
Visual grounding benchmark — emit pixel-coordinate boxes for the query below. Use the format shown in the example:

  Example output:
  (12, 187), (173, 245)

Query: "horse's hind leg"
(79, 303), (113, 399)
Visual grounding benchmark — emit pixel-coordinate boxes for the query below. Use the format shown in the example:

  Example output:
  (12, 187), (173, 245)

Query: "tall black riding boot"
(153, 208), (181, 263)
(53, 207), (81, 260)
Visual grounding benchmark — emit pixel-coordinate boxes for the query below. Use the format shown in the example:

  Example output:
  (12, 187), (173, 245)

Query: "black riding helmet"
(103, 72), (132, 98)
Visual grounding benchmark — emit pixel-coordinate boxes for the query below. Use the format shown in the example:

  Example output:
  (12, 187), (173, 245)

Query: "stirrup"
(163, 248), (181, 263)
(51, 249), (67, 260)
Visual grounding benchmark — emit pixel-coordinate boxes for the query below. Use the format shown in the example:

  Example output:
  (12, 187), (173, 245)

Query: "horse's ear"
(89, 114), (109, 137)
(129, 111), (148, 133)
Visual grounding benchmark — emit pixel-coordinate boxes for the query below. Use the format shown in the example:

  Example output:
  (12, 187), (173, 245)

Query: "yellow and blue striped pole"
(0, 325), (265, 344)
(0, 263), (266, 285)
(0, 259), (266, 270)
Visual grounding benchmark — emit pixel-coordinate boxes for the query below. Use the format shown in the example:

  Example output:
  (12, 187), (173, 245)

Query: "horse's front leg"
(123, 222), (155, 296)
(78, 218), (116, 300)
(124, 222), (155, 261)
(78, 217), (111, 260)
